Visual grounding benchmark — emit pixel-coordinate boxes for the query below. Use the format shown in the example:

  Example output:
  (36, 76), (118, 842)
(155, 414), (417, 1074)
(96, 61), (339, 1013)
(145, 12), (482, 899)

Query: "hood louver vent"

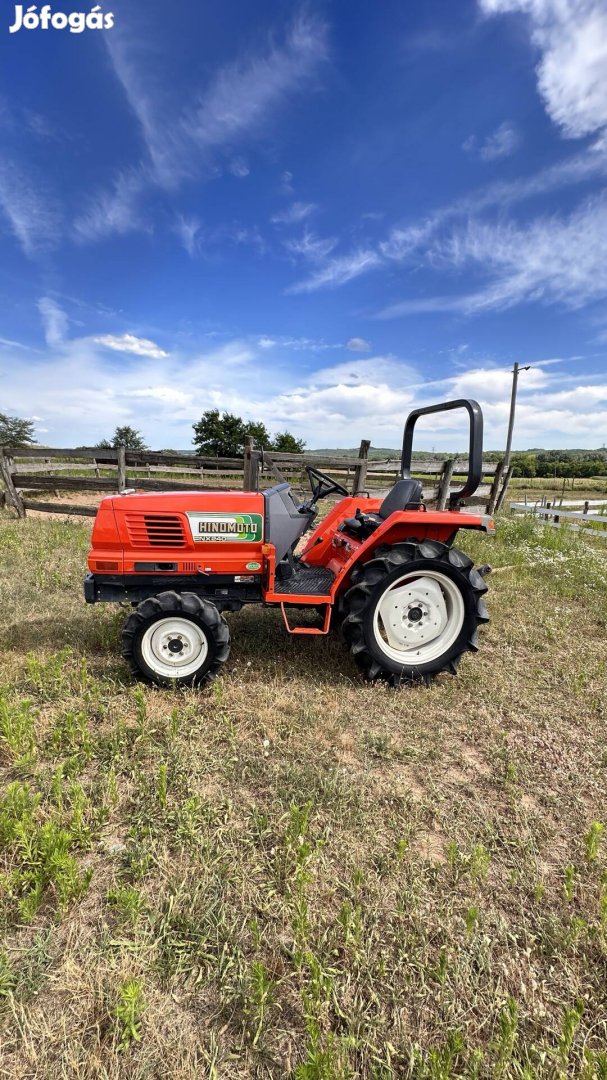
(125, 513), (187, 548)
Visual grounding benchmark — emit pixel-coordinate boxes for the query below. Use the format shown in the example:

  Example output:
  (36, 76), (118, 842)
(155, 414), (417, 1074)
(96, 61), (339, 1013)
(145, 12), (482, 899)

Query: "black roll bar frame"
(400, 398), (484, 508)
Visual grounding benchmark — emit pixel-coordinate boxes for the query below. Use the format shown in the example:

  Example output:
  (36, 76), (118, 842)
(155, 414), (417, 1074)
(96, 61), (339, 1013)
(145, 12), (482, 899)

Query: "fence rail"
(510, 499), (607, 539)
(1, 441), (511, 520)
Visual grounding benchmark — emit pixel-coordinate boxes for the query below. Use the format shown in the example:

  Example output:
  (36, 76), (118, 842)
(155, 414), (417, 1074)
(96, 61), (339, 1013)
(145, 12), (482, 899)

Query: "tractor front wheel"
(122, 591), (230, 687)
(341, 541), (488, 686)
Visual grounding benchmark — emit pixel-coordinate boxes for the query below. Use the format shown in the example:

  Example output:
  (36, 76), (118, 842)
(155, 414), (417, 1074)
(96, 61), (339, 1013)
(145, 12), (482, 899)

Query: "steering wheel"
(305, 465), (349, 503)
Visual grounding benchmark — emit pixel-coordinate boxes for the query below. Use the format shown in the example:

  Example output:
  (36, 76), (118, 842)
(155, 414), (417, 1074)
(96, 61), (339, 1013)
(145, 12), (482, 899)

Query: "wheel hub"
(140, 617), (209, 678)
(378, 576), (449, 651)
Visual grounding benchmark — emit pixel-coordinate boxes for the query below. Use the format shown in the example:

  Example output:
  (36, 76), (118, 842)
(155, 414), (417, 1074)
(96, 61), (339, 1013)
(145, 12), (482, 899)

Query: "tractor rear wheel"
(340, 541), (488, 686)
(122, 591), (230, 687)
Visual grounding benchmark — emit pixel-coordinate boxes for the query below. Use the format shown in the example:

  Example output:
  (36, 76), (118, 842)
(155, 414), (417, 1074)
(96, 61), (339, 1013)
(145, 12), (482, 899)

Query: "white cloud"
(86, 13), (329, 242)
(0, 336), (34, 351)
(3, 330), (607, 450)
(95, 333), (169, 359)
(38, 297), (68, 347)
(284, 229), (337, 261)
(125, 386), (193, 406)
(280, 169), (294, 193)
(288, 248), (382, 293)
(271, 201), (318, 225)
(256, 335), (341, 351)
(228, 157), (250, 178)
(187, 14), (328, 151)
(73, 169), (148, 242)
(465, 120), (521, 161)
(448, 365), (548, 401)
(431, 193), (607, 311)
(103, 30), (183, 188)
(0, 161), (61, 257)
(379, 194), (607, 316)
(174, 214), (203, 258)
(346, 337), (371, 351)
(479, 0), (607, 138)
(311, 355), (418, 389)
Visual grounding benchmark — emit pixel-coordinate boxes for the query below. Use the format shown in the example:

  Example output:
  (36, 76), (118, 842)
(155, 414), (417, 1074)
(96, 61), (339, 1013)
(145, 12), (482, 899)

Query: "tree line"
(2, 410), (605, 475)
(0, 410), (305, 457)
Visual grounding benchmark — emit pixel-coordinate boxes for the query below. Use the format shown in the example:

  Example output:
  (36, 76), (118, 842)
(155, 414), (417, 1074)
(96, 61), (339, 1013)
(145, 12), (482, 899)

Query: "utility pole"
(503, 362), (530, 471)
(491, 362), (531, 516)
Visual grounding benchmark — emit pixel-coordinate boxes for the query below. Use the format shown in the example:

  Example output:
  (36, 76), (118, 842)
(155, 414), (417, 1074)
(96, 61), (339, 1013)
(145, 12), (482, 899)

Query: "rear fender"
(327, 510), (494, 598)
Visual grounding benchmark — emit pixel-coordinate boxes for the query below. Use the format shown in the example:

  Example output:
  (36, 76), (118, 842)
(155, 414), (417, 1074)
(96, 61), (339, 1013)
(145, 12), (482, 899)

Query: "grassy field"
(0, 510), (606, 1079)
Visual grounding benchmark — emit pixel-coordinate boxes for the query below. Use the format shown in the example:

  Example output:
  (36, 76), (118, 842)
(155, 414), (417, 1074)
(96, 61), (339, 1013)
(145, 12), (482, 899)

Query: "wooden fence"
(0, 440), (511, 519)
(511, 498), (607, 539)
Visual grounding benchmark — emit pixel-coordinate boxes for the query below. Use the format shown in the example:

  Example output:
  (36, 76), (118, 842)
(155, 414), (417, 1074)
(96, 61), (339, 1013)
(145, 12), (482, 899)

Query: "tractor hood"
(89, 490), (267, 577)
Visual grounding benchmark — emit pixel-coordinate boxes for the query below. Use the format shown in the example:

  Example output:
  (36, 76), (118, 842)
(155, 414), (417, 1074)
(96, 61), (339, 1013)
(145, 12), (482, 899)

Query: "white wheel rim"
(372, 571), (465, 666)
(140, 616), (208, 679)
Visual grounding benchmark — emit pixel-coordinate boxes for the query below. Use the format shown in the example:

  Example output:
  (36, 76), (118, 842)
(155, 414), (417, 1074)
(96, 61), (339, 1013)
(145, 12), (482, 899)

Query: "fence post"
(0, 449), (26, 518)
(243, 437), (255, 491)
(117, 445), (126, 491)
(486, 459), (505, 515)
(436, 459), (455, 510)
(494, 463), (514, 514)
(352, 439), (370, 495)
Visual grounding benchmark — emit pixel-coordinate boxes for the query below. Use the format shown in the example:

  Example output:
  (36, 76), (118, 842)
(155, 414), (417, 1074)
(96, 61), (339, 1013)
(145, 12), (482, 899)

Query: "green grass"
(0, 510), (606, 1078)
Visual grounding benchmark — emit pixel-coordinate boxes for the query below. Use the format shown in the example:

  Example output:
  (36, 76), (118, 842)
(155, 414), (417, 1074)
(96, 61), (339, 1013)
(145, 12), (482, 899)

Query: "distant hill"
(312, 446), (607, 460)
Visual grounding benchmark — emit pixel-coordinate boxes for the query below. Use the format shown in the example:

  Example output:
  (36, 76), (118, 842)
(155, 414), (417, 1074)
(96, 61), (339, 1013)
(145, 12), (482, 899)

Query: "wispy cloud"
(0, 161), (61, 257)
(0, 336), (34, 351)
(288, 248), (381, 293)
(463, 120), (521, 161)
(287, 1), (607, 302)
(38, 297), (68, 347)
(271, 201), (317, 224)
(173, 214), (203, 258)
(185, 14), (328, 152)
(103, 31), (185, 188)
(479, 0), (607, 139)
(346, 337), (371, 351)
(228, 157), (250, 178)
(290, 137), (607, 299)
(284, 229), (337, 262)
(379, 193), (607, 317)
(89, 13), (329, 243)
(95, 333), (169, 359)
(74, 169), (149, 242)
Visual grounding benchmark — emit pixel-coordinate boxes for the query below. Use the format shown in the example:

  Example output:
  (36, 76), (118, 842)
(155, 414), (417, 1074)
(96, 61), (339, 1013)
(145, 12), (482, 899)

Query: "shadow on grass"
(0, 607), (122, 655)
(0, 603), (362, 690)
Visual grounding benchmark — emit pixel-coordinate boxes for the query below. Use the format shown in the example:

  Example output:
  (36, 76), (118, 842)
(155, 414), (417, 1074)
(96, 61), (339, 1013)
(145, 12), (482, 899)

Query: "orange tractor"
(85, 399), (494, 687)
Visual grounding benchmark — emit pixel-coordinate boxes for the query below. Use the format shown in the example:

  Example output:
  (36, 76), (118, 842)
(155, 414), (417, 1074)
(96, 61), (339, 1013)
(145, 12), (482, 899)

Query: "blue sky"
(1, 0), (606, 450)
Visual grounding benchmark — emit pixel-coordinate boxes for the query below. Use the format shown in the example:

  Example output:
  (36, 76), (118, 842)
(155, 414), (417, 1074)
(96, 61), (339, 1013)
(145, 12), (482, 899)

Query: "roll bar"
(400, 398), (484, 508)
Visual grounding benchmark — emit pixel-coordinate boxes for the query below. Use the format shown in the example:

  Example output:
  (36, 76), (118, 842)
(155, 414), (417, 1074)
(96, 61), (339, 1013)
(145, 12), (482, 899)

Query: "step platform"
(274, 565), (335, 597)
(273, 564), (335, 635)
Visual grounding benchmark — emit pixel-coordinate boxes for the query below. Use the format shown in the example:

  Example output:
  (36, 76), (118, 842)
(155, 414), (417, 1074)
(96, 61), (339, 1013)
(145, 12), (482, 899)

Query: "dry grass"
(0, 511), (606, 1078)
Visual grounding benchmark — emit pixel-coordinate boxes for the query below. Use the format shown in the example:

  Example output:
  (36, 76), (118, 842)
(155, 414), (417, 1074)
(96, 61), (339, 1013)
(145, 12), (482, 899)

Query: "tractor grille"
(125, 513), (187, 548)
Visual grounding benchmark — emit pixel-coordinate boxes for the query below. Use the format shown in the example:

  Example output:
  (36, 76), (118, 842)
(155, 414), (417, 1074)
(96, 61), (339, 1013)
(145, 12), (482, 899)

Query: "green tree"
(193, 410), (246, 457)
(245, 420), (272, 450)
(511, 452), (536, 478)
(0, 413), (36, 447)
(272, 431), (306, 454)
(193, 411), (306, 458)
(96, 426), (148, 450)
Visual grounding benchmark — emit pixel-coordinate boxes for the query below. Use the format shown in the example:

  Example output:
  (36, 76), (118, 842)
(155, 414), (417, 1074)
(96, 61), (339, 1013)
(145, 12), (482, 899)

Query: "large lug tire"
(341, 541), (488, 686)
(122, 591), (230, 688)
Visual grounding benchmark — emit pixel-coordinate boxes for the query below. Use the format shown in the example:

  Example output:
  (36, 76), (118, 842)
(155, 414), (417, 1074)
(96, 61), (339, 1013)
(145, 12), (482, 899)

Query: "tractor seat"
(339, 478), (423, 541)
